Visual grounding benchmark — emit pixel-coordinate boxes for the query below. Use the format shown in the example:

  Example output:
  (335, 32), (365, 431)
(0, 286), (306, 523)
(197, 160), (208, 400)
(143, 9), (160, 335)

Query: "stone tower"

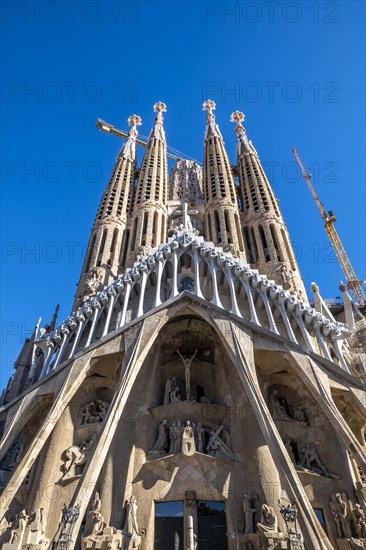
(73, 115), (141, 309)
(231, 110), (307, 299)
(125, 102), (168, 266)
(202, 100), (246, 259)
(1, 102), (365, 550)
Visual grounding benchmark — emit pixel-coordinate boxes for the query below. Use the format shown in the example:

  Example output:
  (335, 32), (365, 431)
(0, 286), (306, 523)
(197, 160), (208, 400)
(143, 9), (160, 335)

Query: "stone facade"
(0, 102), (365, 550)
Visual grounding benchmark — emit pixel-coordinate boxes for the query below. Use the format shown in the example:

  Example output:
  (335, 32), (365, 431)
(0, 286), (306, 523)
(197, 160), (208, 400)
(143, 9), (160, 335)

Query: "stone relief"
(269, 390), (308, 426)
(330, 493), (351, 538)
(81, 400), (109, 424)
(59, 434), (96, 484)
(148, 420), (236, 461)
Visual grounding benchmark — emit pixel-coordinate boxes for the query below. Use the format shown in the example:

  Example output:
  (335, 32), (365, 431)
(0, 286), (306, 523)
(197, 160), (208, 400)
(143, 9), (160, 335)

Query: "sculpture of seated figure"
(257, 504), (278, 533)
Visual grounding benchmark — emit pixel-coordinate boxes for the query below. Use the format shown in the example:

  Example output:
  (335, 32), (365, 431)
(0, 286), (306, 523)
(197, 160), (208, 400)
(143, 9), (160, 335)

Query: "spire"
(4, 318), (40, 403)
(48, 304), (59, 332)
(231, 111), (307, 299)
(203, 99), (223, 140)
(201, 100), (246, 258)
(126, 103), (169, 264)
(150, 101), (167, 141)
(118, 114), (142, 160)
(72, 115), (141, 310)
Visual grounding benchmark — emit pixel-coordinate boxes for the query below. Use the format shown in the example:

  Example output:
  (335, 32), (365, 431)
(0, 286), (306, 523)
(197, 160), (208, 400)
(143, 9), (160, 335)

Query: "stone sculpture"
(352, 504), (366, 538)
(148, 419), (235, 461)
(177, 349), (198, 400)
(27, 507), (44, 545)
(151, 419), (168, 453)
(330, 492), (350, 538)
(257, 504), (278, 533)
(9, 510), (28, 544)
(242, 494), (255, 534)
(122, 495), (144, 549)
(182, 420), (196, 456)
(270, 390), (307, 426)
(81, 400), (109, 424)
(300, 443), (329, 476)
(60, 435), (96, 483)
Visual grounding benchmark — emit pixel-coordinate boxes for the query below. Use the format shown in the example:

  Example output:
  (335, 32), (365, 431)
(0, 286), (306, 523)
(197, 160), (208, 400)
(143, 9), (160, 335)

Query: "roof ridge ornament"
(120, 114), (142, 160)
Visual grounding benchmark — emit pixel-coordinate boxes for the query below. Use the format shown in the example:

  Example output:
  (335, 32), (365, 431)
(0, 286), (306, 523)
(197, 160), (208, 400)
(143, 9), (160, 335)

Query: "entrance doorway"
(154, 501), (184, 550)
(197, 501), (228, 550)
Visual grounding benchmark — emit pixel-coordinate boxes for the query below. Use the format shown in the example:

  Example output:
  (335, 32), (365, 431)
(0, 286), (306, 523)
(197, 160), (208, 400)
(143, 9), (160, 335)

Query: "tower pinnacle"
(119, 114), (142, 160)
(201, 101), (246, 258)
(126, 102), (169, 263)
(231, 112), (306, 298)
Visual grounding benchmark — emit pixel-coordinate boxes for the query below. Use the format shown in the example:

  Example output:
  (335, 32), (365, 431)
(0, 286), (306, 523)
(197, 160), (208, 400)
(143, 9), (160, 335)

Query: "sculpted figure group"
(81, 399), (109, 424)
(329, 493), (366, 541)
(148, 419), (236, 461)
(82, 493), (144, 550)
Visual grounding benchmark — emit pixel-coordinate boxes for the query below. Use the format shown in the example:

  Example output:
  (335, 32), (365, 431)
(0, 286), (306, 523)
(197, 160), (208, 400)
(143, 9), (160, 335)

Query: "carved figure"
(122, 495), (143, 549)
(9, 510), (28, 544)
(330, 492), (350, 538)
(300, 443), (329, 476)
(27, 507), (44, 544)
(86, 268), (103, 295)
(195, 422), (205, 452)
(151, 419), (168, 452)
(182, 420), (196, 456)
(270, 390), (307, 425)
(177, 349), (198, 400)
(60, 435), (95, 482)
(243, 494), (255, 534)
(206, 425), (236, 461)
(256, 504), (278, 533)
(352, 504), (366, 538)
(84, 492), (107, 536)
(293, 406), (307, 424)
(81, 400), (109, 424)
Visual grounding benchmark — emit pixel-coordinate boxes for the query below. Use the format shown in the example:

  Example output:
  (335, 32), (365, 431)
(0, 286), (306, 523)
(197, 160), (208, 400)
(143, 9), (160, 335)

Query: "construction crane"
(292, 147), (366, 305)
(96, 118), (200, 163)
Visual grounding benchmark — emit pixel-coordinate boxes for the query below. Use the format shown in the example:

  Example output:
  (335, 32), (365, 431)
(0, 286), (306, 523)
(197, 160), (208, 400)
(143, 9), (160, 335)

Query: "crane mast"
(291, 148), (366, 305)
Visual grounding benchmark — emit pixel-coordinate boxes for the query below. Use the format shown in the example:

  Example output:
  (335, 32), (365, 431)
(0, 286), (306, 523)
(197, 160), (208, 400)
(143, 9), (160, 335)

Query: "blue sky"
(1, 1), (365, 387)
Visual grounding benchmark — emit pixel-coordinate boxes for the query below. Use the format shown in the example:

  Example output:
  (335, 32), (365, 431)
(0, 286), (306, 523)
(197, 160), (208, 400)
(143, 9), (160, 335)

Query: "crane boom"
(291, 148), (366, 305)
(96, 118), (182, 162)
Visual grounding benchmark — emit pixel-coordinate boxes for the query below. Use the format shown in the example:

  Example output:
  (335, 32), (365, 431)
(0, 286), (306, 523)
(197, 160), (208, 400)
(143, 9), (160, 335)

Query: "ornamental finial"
(230, 111), (246, 139)
(153, 102), (167, 126)
(202, 99), (216, 113)
(127, 115), (142, 141)
(127, 114), (142, 127)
